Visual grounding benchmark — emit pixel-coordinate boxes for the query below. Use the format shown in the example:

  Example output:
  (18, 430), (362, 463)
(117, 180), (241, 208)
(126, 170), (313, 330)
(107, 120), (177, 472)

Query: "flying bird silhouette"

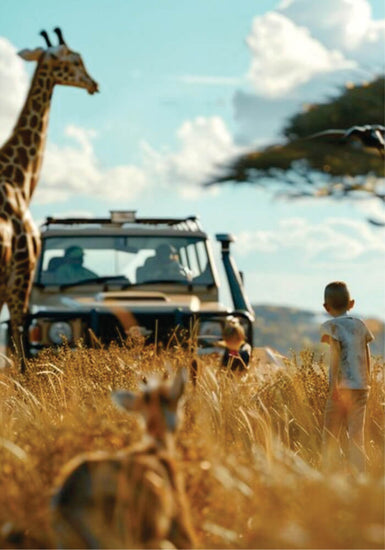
(306, 125), (385, 158)
(368, 217), (385, 227)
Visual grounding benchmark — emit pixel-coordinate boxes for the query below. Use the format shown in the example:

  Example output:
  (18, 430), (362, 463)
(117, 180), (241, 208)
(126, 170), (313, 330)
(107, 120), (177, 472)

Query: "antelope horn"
(53, 27), (66, 45)
(40, 30), (52, 48)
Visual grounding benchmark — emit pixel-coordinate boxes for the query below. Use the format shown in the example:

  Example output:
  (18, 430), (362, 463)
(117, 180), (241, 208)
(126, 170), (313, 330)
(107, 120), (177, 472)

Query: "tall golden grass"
(0, 343), (383, 549)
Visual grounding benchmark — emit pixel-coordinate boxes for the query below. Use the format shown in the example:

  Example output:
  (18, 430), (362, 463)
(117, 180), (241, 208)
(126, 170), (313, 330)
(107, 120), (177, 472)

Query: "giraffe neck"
(0, 60), (55, 203)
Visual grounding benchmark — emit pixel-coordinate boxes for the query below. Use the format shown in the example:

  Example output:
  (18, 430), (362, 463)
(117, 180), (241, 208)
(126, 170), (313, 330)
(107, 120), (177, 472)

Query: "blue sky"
(1, 0), (384, 319)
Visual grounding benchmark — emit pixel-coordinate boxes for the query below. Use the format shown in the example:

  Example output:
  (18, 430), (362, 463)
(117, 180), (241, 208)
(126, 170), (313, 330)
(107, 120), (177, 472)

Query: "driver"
(55, 246), (97, 283)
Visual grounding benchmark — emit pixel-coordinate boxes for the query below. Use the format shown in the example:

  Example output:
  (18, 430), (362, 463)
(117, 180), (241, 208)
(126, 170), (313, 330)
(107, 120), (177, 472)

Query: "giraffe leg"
(0, 281), (14, 368)
(8, 309), (28, 373)
(0, 295), (7, 368)
(7, 225), (40, 373)
(7, 277), (34, 374)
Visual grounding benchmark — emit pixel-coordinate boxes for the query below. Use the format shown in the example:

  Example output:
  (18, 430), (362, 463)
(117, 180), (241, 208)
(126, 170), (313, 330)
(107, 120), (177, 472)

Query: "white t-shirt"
(320, 315), (374, 389)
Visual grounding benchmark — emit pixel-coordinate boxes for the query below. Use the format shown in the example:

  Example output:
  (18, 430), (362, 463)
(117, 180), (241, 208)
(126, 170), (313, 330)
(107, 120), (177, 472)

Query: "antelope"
(51, 368), (197, 549)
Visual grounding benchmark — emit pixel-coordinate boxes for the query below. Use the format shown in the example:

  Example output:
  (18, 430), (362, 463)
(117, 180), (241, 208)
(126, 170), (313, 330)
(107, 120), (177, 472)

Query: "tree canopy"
(209, 77), (385, 209)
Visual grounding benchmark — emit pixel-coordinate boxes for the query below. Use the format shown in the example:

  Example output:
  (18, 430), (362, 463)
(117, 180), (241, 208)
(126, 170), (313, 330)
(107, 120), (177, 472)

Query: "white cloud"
(34, 116), (238, 204)
(354, 191), (385, 225)
(246, 12), (356, 97)
(352, 18), (385, 67)
(246, 0), (384, 97)
(236, 216), (385, 261)
(35, 125), (149, 204)
(0, 37), (29, 143)
(142, 116), (242, 198)
(279, 0), (384, 56)
(239, 214), (385, 316)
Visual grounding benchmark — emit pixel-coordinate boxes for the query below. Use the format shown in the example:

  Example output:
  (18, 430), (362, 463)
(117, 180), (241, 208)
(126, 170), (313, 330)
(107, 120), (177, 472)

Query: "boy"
(320, 281), (374, 473)
(221, 319), (251, 373)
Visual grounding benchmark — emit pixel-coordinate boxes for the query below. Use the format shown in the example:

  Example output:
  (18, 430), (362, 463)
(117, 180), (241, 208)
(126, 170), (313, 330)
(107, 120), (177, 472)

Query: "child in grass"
(320, 281), (374, 474)
(221, 319), (251, 373)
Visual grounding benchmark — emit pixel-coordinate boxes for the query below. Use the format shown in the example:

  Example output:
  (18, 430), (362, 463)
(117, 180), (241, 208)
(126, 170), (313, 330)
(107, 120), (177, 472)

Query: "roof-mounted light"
(110, 210), (137, 224)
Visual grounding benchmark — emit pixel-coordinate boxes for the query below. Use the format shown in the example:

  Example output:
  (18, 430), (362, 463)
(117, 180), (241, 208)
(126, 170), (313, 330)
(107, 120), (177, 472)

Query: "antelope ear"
(18, 48), (45, 61)
(111, 390), (139, 411)
(170, 368), (187, 401)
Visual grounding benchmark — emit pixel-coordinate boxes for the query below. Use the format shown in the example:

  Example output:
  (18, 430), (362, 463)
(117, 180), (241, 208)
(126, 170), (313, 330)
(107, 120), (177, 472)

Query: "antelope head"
(112, 368), (187, 444)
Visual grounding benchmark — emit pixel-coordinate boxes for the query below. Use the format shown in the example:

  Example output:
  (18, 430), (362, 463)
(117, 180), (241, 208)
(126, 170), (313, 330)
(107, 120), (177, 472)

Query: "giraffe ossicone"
(0, 28), (98, 372)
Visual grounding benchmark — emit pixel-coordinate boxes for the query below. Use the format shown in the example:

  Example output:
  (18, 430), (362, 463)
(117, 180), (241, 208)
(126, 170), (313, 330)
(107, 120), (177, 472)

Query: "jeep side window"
(181, 241), (212, 283)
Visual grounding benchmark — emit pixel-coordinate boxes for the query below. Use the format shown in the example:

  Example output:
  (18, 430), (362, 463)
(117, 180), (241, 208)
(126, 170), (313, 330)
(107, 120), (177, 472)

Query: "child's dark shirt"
(221, 342), (251, 372)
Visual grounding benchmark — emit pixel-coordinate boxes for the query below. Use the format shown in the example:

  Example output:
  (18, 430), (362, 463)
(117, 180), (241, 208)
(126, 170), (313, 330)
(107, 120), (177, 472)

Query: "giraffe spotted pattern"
(0, 28), (98, 371)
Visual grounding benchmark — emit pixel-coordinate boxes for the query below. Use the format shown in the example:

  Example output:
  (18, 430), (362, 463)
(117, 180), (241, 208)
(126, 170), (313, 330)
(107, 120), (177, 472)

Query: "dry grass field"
(0, 342), (384, 549)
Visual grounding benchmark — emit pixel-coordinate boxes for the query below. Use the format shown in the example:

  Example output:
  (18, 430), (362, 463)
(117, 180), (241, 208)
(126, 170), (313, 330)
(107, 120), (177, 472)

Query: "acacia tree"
(209, 77), (385, 221)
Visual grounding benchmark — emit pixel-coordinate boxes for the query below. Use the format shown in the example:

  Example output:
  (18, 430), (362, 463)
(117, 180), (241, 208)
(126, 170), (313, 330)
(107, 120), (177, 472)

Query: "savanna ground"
(0, 342), (384, 549)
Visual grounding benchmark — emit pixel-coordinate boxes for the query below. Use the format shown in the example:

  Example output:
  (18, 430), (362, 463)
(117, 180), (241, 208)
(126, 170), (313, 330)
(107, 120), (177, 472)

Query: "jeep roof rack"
(42, 212), (203, 232)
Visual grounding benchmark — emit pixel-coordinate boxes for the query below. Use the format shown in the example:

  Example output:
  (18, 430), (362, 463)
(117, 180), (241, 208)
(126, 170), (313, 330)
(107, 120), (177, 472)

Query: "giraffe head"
(18, 28), (99, 95)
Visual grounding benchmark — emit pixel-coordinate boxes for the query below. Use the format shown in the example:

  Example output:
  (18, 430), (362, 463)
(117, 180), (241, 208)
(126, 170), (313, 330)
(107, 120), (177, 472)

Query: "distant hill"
(252, 305), (384, 358)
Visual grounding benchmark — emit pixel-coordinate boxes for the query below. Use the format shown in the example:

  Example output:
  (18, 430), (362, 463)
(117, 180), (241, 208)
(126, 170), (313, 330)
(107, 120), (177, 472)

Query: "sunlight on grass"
(0, 344), (383, 548)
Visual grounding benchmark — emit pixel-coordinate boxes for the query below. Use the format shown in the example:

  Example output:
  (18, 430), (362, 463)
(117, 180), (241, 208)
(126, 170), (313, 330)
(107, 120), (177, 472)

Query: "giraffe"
(0, 28), (98, 371)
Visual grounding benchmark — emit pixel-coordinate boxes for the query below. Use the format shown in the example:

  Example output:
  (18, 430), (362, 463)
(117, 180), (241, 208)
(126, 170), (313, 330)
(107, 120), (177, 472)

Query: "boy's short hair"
(324, 281), (351, 310)
(223, 320), (245, 342)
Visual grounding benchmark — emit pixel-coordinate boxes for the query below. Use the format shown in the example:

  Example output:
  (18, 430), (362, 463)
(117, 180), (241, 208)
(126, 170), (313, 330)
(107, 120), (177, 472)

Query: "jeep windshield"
(36, 235), (215, 288)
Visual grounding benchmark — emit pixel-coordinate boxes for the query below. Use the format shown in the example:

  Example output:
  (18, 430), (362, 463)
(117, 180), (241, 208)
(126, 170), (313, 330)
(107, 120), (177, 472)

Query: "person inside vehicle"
(137, 243), (188, 282)
(55, 246), (97, 283)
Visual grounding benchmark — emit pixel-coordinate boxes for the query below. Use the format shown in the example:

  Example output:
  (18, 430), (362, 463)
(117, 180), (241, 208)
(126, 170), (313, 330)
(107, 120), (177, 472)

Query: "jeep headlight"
(48, 322), (73, 344)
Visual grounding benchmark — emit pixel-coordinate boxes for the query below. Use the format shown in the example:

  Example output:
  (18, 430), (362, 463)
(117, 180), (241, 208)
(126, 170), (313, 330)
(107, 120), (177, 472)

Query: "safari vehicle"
(24, 211), (254, 355)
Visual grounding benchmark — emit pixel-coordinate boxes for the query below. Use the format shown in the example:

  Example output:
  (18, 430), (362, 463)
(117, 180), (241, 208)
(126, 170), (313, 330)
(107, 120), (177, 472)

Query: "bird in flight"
(306, 124), (385, 158)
